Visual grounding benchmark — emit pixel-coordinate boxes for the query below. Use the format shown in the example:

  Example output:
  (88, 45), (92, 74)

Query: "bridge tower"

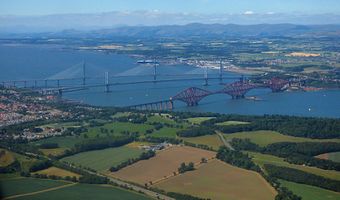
(105, 72), (110, 93)
(153, 59), (157, 82)
(82, 61), (86, 86)
(204, 66), (208, 86)
(219, 59), (223, 84)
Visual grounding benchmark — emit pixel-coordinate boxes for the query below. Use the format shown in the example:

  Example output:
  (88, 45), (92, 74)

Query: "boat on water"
(245, 96), (263, 101)
(136, 59), (157, 64)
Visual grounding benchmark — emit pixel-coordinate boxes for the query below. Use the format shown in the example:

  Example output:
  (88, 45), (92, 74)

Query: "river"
(1, 44), (339, 118)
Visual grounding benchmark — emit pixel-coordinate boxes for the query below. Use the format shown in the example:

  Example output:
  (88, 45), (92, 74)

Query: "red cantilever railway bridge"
(127, 77), (289, 111)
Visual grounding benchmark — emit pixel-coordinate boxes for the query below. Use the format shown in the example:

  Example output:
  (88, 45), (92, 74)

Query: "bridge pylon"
(105, 72), (110, 93)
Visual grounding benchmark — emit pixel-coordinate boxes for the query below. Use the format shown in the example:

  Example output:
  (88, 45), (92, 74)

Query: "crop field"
(182, 134), (223, 150)
(1, 177), (70, 198)
(247, 151), (340, 180)
(279, 180), (340, 200)
(40, 148), (67, 156)
(156, 160), (276, 200)
(0, 148), (15, 167)
(33, 167), (81, 178)
(215, 120), (250, 126)
(223, 131), (340, 147)
(316, 152), (340, 163)
(111, 146), (216, 185)
(61, 146), (144, 172)
(8, 183), (152, 200)
(186, 117), (215, 124)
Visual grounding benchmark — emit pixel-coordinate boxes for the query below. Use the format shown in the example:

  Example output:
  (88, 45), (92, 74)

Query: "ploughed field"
(110, 145), (216, 185)
(156, 159), (277, 200)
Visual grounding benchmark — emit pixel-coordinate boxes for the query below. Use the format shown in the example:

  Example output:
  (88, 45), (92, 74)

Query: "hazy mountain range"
(1, 10), (340, 33)
(2, 23), (339, 39)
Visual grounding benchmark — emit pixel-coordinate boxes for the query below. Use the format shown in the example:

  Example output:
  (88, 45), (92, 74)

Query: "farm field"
(223, 130), (340, 147)
(279, 180), (340, 200)
(146, 115), (177, 125)
(316, 152), (340, 163)
(186, 117), (215, 124)
(215, 120), (250, 126)
(83, 122), (154, 138)
(10, 151), (36, 172)
(1, 177), (70, 198)
(40, 148), (67, 156)
(182, 134), (223, 150)
(0, 148), (15, 167)
(33, 167), (81, 178)
(110, 146), (216, 185)
(61, 146), (144, 172)
(156, 159), (276, 200)
(32, 136), (83, 149)
(150, 127), (180, 138)
(247, 151), (340, 180)
(9, 183), (152, 200)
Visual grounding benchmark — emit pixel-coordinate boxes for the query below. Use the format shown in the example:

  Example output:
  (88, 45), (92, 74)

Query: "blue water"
(1, 44), (339, 118)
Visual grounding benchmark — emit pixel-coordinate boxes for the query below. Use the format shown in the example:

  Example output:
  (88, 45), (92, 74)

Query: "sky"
(1, 0), (340, 15)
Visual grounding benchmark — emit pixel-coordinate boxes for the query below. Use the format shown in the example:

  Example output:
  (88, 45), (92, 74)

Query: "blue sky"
(1, 0), (340, 15)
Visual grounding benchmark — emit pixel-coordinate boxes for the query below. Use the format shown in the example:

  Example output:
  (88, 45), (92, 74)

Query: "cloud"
(243, 11), (254, 15)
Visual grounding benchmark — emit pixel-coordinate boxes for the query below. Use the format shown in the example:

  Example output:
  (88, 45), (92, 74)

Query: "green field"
(1, 177), (70, 198)
(61, 146), (144, 172)
(150, 127), (180, 138)
(186, 117), (215, 124)
(223, 130), (340, 147)
(247, 151), (340, 181)
(316, 152), (340, 163)
(215, 121), (250, 126)
(32, 122), (154, 149)
(146, 115), (177, 125)
(182, 134), (223, 150)
(279, 180), (340, 200)
(32, 136), (83, 149)
(83, 122), (154, 138)
(11, 183), (152, 200)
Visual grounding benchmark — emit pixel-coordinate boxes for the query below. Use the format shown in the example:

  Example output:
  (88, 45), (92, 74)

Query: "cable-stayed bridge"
(1, 61), (294, 109)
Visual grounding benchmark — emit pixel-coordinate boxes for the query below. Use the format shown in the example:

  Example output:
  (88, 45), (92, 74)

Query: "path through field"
(216, 131), (235, 150)
(3, 183), (77, 200)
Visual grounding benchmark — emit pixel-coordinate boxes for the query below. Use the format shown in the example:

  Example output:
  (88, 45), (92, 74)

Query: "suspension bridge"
(0, 61), (244, 95)
(0, 61), (294, 110)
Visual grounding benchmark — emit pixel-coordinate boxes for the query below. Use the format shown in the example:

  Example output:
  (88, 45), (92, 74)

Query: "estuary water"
(1, 44), (339, 118)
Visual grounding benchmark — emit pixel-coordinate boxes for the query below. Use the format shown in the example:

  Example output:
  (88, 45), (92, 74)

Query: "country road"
(102, 174), (175, 200)
(216, 131), (235, 151)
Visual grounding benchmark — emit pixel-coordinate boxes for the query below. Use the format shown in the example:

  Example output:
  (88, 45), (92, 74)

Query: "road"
(216, 131), (235, 151)
(102, 173), (175, 200)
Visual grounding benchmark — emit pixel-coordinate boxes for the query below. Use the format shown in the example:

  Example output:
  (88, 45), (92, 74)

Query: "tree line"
(264, 164), (340, 192)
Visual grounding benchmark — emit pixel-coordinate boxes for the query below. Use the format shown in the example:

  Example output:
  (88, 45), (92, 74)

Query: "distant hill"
(87, 23), (340, 38)
(1, 23), (340, 39)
